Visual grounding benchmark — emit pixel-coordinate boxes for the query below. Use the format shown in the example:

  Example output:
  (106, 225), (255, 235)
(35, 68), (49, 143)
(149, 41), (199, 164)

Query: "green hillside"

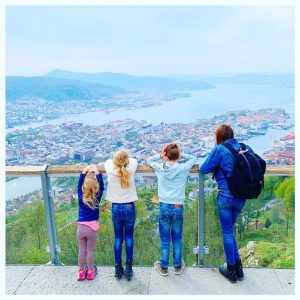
(6, 76), (126, 101)
(6, 177), (294, 268)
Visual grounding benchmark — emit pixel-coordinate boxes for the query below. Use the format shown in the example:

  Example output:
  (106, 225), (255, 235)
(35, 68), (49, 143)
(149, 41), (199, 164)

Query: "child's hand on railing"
(152, 195), (159, 204)
(140, 154), (148, 160)
(89, 165), (99, 175)
(82, 165), (99, 174)
(82, 165), (92, 174)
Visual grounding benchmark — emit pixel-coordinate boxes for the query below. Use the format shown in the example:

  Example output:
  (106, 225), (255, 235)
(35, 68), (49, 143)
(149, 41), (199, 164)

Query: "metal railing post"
(40, 165), (61, 265)
(198, 170), (205, 267)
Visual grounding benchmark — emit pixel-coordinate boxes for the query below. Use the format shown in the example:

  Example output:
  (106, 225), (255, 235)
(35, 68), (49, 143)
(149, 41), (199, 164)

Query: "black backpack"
(217, 143), (266, 199)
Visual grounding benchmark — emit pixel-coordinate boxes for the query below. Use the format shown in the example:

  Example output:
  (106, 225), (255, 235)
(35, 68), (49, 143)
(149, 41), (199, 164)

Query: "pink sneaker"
(78, 267), (87, 281)
(87, 266), (97, 280)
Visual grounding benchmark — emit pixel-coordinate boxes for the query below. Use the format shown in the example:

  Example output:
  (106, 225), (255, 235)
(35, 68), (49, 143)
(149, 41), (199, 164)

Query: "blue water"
(6, 83), (294, 199)
(6, 177), (42, 200)
(7, 83), (295, 131)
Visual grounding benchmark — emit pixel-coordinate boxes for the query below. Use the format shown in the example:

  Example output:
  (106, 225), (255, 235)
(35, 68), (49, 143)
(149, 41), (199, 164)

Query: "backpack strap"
(212, 143), (237, 180)
(223, 143), (239, 158)
(239, 143), (247, 151)
(226, 142), (254, 182)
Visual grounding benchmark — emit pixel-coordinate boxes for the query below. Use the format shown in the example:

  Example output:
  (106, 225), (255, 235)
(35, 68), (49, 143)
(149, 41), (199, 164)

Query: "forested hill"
(6, 76), (126, 102)
(45, 69), (214, 91)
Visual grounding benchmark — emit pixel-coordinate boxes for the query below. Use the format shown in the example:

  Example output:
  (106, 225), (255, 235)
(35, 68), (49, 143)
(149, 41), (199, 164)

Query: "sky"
(6, 5), (295, 76)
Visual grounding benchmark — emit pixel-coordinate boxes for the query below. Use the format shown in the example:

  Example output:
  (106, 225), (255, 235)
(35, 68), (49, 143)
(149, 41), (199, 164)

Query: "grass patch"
(255, 241), (294, 268)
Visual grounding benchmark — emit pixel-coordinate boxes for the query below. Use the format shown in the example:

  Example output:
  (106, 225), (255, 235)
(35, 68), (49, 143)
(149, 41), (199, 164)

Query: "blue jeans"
(159, 202), (184, 268)
(217, 190), (246, 266)
(112, 202), (136, 264)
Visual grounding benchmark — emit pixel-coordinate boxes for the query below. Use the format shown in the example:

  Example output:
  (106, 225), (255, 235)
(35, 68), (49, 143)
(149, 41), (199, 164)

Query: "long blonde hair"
(113, 149), (130, 188)
(82, 172), (99, 209)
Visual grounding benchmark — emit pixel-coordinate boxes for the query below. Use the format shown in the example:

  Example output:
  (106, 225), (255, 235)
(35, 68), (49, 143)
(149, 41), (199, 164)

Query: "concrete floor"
(6, 265), (294, 295)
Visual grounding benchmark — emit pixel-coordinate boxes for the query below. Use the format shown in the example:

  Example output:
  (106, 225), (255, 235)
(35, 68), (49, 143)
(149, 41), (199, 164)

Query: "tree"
(265, 218), (272, 229)
(275, 177), (295, 236)
(29, 201), (46, 249)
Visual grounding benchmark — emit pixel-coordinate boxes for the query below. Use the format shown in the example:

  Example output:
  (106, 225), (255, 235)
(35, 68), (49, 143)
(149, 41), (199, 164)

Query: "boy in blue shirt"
(147, 144), (197, 276)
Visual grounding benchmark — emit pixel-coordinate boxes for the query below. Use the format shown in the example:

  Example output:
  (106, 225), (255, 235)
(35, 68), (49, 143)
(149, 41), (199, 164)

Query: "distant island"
(5, 70), (294, 128)
(6, 71), (216, 128)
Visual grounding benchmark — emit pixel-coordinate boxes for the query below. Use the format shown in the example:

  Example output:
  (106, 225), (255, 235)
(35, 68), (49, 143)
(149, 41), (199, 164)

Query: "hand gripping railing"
(5, 165), (295, 266)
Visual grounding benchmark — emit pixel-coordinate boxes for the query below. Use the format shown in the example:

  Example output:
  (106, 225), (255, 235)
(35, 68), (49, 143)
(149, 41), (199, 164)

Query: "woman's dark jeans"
(217, 190), (246, 266)
(159, 202), (184, 268)
(112, 202), (136, 264)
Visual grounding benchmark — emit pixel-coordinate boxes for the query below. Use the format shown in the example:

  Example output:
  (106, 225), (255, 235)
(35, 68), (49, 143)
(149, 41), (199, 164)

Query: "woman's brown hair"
(215, 125), (234, 145)
(113, 149), (130, 188)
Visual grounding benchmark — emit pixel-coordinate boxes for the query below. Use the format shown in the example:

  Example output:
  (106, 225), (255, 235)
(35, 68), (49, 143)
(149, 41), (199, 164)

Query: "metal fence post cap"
(40, 164), (48, 173)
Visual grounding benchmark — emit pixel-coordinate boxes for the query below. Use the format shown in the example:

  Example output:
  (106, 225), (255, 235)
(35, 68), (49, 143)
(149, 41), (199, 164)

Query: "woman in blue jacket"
(200, 125), (252, 283)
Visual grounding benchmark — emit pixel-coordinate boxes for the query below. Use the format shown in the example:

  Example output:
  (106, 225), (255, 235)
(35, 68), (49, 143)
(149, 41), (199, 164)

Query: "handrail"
(5, 164), (295, 266)
(5, 165), (295, 176)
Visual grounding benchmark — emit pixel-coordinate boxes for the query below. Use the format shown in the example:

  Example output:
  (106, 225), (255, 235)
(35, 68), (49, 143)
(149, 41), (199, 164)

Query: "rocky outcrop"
(239, 241), (260, 267)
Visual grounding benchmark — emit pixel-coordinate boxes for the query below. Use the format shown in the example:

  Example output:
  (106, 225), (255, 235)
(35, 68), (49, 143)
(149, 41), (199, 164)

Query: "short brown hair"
(215, 125), (234, 145)
(164, 143), (180, 161)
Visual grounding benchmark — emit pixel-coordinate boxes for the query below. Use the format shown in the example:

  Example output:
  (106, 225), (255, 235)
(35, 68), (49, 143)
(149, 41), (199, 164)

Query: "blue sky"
(6, 6), (294, 76)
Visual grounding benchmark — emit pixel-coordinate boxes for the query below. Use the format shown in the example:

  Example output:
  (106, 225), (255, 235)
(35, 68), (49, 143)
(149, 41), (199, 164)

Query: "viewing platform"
(6, 265), (294, 295)
(6, 165), (295, 295)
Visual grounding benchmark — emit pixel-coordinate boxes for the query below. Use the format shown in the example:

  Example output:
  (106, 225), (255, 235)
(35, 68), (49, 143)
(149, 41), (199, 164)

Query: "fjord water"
(7, 83), (294, 131)
(6, 83), (294, 200)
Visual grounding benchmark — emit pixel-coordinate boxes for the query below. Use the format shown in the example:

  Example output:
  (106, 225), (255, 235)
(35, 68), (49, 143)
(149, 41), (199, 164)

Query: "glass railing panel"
(6, 176), (49, 264)
(132, 172), (160, 266)
(49, 172), (199, 266)
(182, 174), (199, 266)
(134, 173), (199, 266)
(49, 176), (85, 265)
(203, 175), (295, 268)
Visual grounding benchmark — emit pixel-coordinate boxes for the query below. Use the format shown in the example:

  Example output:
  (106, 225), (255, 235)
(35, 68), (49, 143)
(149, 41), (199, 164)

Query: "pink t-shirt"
(78, 220), (99, 232)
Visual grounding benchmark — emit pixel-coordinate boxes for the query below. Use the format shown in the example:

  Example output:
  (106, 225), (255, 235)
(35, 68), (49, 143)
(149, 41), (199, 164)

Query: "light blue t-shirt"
(147, 154), (197, 205)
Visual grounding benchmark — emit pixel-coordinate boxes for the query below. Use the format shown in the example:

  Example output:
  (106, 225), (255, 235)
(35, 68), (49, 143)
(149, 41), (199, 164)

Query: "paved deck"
(6, 265), (294, 295)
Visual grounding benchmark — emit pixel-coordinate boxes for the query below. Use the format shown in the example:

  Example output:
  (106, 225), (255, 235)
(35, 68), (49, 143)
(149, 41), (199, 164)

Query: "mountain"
(226, 73), (294, 87)
(45, 69), (214, 91)
(171, 72), (294, 87)
(6, 76), (126, 101)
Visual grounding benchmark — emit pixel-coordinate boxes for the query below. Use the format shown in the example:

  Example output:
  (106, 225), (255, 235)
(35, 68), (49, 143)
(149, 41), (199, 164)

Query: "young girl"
(77, 165), (104, 281)
(105, 149), (138, 281)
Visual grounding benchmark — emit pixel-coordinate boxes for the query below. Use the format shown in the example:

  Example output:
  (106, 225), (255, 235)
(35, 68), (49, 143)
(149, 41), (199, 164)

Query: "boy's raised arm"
(146, 154), (162, 170)
(180, 154), (198, 172)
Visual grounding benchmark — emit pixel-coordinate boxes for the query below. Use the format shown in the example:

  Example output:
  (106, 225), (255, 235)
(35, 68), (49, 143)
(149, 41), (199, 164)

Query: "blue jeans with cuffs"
(159, 202), (184, 268)
(217, 190), (246, 266)
(112, 202), (136, 264)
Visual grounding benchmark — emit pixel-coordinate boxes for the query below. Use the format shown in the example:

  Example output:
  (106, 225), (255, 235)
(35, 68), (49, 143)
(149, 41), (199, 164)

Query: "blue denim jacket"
(200, 138), (253, 190)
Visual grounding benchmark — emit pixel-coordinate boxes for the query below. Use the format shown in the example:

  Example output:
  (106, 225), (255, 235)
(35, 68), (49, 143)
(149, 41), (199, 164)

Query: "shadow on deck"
(6, 265), (294, 295)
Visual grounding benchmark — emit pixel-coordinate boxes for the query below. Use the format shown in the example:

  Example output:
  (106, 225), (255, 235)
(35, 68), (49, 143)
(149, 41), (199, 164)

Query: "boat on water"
(248, 129), (267, 135)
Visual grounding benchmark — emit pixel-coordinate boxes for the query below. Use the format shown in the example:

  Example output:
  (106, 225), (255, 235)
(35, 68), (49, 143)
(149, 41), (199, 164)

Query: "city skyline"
(6, 5), (294, 76)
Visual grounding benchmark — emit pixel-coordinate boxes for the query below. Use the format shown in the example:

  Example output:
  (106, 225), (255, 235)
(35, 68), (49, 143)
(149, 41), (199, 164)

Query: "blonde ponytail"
(113, 149), (130, 188)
